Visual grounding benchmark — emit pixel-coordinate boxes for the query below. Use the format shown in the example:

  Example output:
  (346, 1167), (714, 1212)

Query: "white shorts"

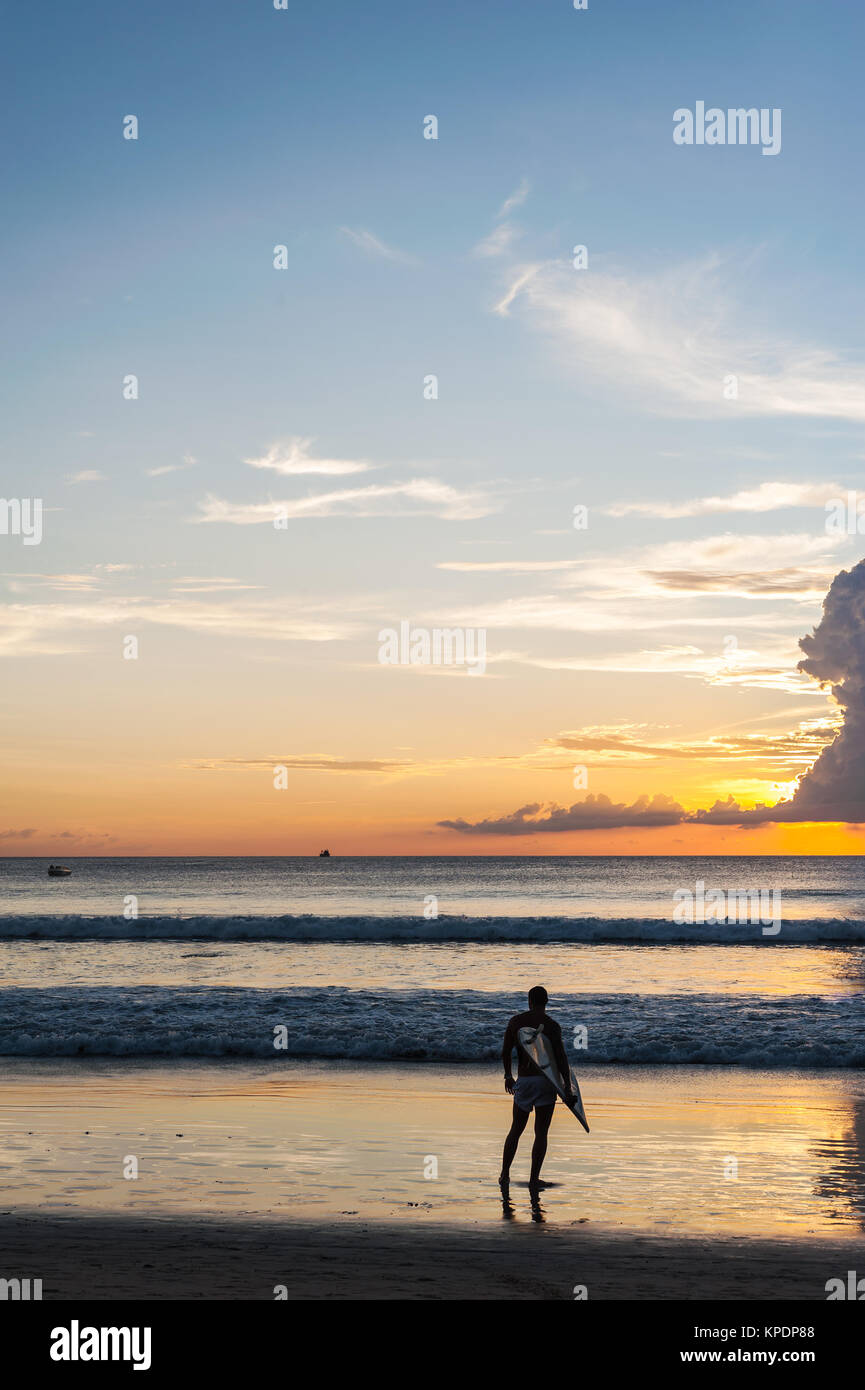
(513, 1076), (558, 1112)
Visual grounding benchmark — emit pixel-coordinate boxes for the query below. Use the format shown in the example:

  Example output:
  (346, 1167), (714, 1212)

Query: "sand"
(2, 1058), (863, 1300)
(1, 1211), (859, 1300)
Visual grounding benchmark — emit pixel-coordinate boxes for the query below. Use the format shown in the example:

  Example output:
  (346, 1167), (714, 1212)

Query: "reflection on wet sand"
(1, 1058), (865, 1240)
(812, 1095), (865, 1230)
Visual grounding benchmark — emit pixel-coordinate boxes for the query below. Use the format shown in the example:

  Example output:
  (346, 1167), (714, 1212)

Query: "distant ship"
(319, 849), (331, 858)
(47, 865), (72, 877)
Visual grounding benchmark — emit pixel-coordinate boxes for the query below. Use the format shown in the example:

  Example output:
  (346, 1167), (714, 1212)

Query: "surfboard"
(517, 1025), (590, 1133)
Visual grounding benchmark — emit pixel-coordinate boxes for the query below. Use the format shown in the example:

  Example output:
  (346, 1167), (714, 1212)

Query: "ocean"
(2, 855), (865, 1066)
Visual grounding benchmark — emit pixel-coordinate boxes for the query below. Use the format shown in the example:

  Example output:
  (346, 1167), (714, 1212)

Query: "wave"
(1, 985), (864, 1066)
(2, 913), (865, 942)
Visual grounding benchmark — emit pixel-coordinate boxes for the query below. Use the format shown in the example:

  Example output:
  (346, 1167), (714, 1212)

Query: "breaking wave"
(2, 913), (865, 943)
(2, 985), (864, 1066)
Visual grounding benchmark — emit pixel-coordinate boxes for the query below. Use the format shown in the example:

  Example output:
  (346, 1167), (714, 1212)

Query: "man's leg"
(529, 1104), (555, 1186)
(500, 1101), (530, 1183)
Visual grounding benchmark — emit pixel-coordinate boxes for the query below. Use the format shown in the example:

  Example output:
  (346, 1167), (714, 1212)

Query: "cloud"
(169, 577), (262, 594)
(474, 223), (521, 259)
(195, 479), (497, 524)
(546, 721), (836, 770)
(193, 756), (410, 774)
(244, 438), (371, 478)
(492, 252), (865, 420)
(0, 827), (37, 840)
(146, 454), (197, 478)
(494, 264), (544, 316)
(497, 180), (530, 220)
(503, 644), (817, 694)
(53, 830), (117, 844)
(439, 533), (841, 601)
(698, 555), (865, 821)
(473, 182), (529, 258)
(430, 592), (803, 636)
(66, 470), (106, 484)
(0, 596), (358, 656)
(339, 227), (417, 264)
(440, 557), (865, 832)
(439, 793), (686, 835)
(779, 556), (865, 821)
(438, 559), (581, 574)
(645, 568), (833, 599)
(430, 533), (844, 691)
(2, 572), (103, 594)
(605, 481), (843, 519)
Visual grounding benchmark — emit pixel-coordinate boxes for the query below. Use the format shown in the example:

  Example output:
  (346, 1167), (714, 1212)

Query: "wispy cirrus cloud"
(438, 558), (581, 574)
(2, 572), (103, 594)
(244, 438), (371, 478)
(66, 470), (106, 484)
(169, 577), (262, 594)
(474, 222), (522, 259)
(0, 596), (358, 656)
(191, 755), (411, 774)
(474, 182), (530, 258)
(146, 453), (197, 478)
(339, 226), (417, 264)
(605, 480), (843, 519)
(491, 251), (865, 421)
(491, 639), (820, 694)
(497, 179), (530, 220)
(195, 479), (498, 525)
(438, 533), (843, 611)
(545, 720), (837, 770)
(432, 593), (806, 637)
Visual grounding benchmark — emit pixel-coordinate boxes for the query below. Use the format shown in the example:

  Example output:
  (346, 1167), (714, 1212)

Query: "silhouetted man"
(500, 985), (574, 1190)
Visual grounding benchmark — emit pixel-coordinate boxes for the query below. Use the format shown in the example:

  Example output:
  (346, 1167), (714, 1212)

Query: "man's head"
(527, 985), (548, 1011)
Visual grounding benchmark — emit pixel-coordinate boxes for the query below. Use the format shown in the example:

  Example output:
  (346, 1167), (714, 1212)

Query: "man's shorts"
(513, 1075), (558, 1112)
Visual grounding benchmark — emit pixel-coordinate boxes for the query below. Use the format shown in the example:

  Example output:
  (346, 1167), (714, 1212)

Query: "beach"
(4, 1212), (861, 1301)
(3, 856), (865, 1300)
(1, 1057), (864, 1299)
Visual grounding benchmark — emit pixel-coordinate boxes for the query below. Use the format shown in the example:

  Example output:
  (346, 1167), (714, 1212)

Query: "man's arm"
(552, 1024), (574, 1098)
(501, 1018), (517, 1094)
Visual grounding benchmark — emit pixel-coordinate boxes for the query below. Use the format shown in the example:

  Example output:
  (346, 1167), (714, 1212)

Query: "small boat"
(47, 865), (72, 877)
(319, 849), (331, 858)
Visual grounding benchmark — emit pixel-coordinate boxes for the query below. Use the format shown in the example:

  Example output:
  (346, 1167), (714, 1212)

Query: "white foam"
(1, 913), (864, 942)
(1, 985), (863, 1066)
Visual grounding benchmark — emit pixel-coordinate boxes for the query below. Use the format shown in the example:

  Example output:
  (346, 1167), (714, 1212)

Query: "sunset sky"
(2, 0), (865, 855)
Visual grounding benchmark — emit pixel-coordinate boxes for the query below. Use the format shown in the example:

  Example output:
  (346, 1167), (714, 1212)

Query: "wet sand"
(3, 1059), (865, 1235)
(2, 1058), (864, 1298)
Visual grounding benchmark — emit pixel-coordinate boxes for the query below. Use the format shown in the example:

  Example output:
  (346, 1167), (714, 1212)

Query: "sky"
(2, 0), (865, 855)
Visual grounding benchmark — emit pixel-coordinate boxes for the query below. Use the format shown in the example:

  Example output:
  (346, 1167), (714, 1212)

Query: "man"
(499, 985), (574, 1190)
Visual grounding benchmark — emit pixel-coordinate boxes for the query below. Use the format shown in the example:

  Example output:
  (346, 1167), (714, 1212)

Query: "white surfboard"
(517, 1025), (590, 1133)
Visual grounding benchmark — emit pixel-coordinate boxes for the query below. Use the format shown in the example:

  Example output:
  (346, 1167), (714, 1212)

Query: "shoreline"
(1, 1060), (864, 1242)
